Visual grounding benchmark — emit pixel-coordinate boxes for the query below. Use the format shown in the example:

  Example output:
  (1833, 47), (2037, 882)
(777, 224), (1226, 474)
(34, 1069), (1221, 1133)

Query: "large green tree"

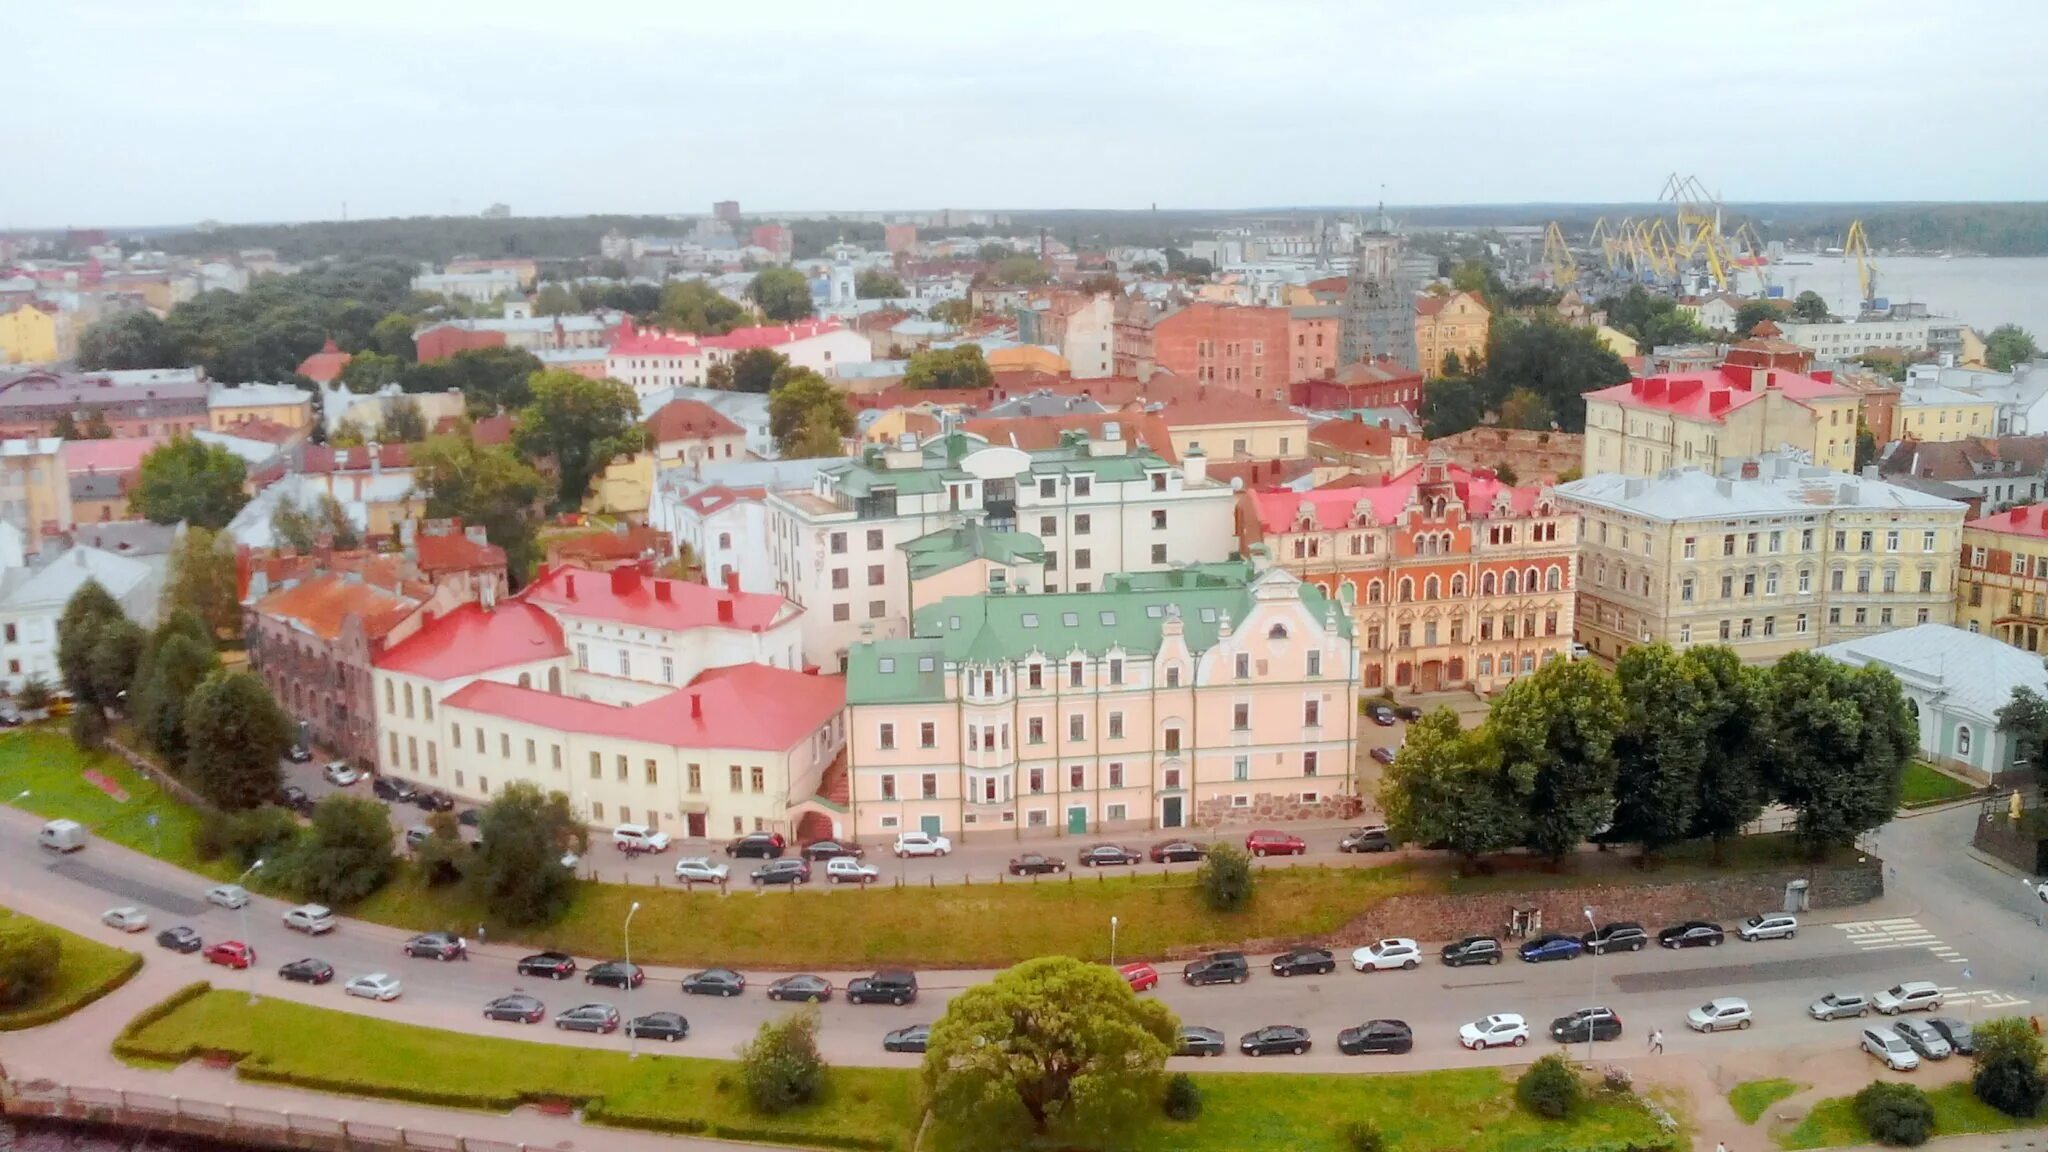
(1611, 644), (1706, 855)
(723, 347), (789, 395)
(469, 782), (586, 927)
(513, 371), (643, 511)
(285, 795), (396, 905)
(182, 670), (291, 810)
(366, 312), (419, 360)
(1766, 652), (1914, 854)
(655, 280), (746, 335)
(132, 631), (222, 762)
(131, 439), (249, 529)
(904, 345), (995, 392)
(411, 435), (546, 583)
(76, 311), (174, 370)
(374, 396), (429, 443)
(856, 269), (907, 299)
(269, 494), (363, 553)
(339, 350), (408, 393)
(0, 917), (62, 1007)
(1732, 299), (1781, 337)
(1997, 685), (2048, 773)
(1973, 1016), (2046, 1118)
(1789, 290), (1832, 323)
(1490, 657), (1625, 860)
(747, 267), (815, 323)
(161, 526), (242, 641)
(1599, 286), (1712, 349)
(1685, 646), (1773, 849)
(1428, 318), (1632, 437)
(426, 345), (544, 416)
(1986, 324), (2040, 372)
(1377, 708), (1520, 863)
(768, 368), (855, 458)
(923, 956), (1177, 1149)
(55, 581), (129, 737)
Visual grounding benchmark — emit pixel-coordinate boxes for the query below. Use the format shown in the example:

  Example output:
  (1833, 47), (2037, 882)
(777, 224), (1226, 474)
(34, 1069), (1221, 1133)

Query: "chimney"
(1739, 460), (1760, 480)
(716, 598), (735, 624)
(1182, 447), (1207, 487)
(654, 580), (673, 602)
(689, 693), (703, 719)
(610, 566), (641, 596)
(2013, 506), (2028, 525)
(564, 573), (576, 598)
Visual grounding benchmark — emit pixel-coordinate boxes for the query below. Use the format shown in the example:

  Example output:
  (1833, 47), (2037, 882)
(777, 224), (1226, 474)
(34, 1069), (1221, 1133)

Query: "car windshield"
(1698, 1002), (1718, 1014)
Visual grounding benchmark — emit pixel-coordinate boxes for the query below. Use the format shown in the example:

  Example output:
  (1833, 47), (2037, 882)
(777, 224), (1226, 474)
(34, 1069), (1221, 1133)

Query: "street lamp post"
(1582, 906), (1597, 1065)
(625, 901), (642, 1059)
(1110, 916), (1119, 968)
(239, 858), (266, 1004)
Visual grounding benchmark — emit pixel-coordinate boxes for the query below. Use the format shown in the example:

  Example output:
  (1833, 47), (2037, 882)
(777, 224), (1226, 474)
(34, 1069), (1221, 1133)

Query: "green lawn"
(0, 904), (143, 1030)
(1899, 760), (1976, 808)
(0, 728), (228, 878)
(1729, 1078), (1803, 1125)
(1779, 1082), (2046, 1149)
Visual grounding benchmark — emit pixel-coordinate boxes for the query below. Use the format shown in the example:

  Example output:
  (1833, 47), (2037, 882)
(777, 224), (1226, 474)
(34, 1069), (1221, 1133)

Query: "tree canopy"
(131, 438), (250, 529)
(285, 795), (396, 905)
(182, 669), (292, 811)
(1422, 317), (1631, 437)
(1489, 658), (1625, 858)
(722, 347), (789, 395)
(469, 781), (586, 926)
(856, 269), (907, 299)
(904, 345), (995, 392)
(1789, 290), (1832, 323)
(1598, 286), (1713, 349)
(747, 267), (815, 323)
(1766, 651), (1914, 853)
(1987, 324), (2039, 372)
(1733, 299), (1782, 337)
(768, 368), (855, 459)
(512, 371), (643, 511)
(656, 280), (746, 335)
(411, 434), (545, 583)
(76, 311), (174, 371)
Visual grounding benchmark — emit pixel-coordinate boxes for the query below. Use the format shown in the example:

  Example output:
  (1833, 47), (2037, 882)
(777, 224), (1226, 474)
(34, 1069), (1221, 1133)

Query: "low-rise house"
(1815, 623), (2045, 780)
(208, 382), (314, 433)
(606, 319), (872, 401)
(0, 437), (73, 549)
(0, 368), (208, 439)
(646, 398), (748, 466)
(1307, 416), (1422, 475)
(1955, 502), (2048, 654)
(1876, 435), (2048, 513)
(0, 523), (169, 692)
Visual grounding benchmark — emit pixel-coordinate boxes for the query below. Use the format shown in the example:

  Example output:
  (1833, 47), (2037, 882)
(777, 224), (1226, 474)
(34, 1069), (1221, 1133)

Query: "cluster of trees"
(1421, 316), (1633, 438)
(855, 269), (906, 299)
(1596, 287), (1713, 349)
(1987, 324), (2040, 372)
(130, 439), (250, 530)
(149, 215), (684, 264)
(1381, 647), (1915, 864)
(903, 345), (995, 392)
(746, 267), (814, 323)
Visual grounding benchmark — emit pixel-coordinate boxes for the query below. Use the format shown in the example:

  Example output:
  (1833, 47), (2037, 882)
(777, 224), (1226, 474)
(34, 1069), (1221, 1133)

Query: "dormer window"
(1267, 623), (1288, 640)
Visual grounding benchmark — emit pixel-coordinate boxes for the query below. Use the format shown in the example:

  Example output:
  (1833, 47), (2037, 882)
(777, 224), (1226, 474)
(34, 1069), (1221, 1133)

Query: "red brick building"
(1291, 358), (1427, 413)
(1287, 308), (1341, 383)
(1150, 303), (1292, 400)
(414, 325), (508, 363)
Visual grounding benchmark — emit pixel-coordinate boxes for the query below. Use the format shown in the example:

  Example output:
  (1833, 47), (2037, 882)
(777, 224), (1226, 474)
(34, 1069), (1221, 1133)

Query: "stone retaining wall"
(1193, 790), (1365, 828)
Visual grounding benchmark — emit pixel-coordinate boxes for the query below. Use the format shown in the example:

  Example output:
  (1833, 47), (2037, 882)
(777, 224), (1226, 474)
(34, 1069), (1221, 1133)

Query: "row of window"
(1361, 609), (1559, 649)
(1672, 527), (1942, 559)
(1670, 566), (1938, 601)
(874, 751), (1320, 801)
(1333, 565), (1567, 605)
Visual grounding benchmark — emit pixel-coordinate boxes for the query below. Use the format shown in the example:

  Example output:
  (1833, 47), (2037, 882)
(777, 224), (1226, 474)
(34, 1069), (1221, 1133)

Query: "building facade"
(1582, 363), (1861, 478)
(0, 368), (209, 439)
(1816, 624), (2044, 779)
(1956, 503), (2048, 653)
(1776, 317), (1933, 360)
(1414, 291), (1489, 378)
(1339, 223), (1417, 370)
(606, 320), (872, 401)
(1895, 384), (1999, 443)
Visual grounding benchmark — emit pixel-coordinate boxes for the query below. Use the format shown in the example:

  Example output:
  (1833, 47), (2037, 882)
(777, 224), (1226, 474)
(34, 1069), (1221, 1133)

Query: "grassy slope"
(0, 905), (142, 1030)
(1898, 760), (1975, 808)
(1728, 1078), (1803, 1125)
(0, 729), (227, 878)
(1780, 1082), (2045, 1149)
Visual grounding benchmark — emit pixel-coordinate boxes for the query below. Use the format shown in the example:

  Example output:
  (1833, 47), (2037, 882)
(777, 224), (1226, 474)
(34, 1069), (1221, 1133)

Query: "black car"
(1337, 1019), (1413, 1055)
(1270, 947), (1337, 977)
(725, 832), (785, 859)
(1441, 935), (1503, 967)
(1581, 922), (1649, 955)
(1174, 1025), (1226, 1057)
(1366, 703), (1397, 726)
(156, 926), (203, 953)
(517, 952), (577, 980)
(626, 1012), (689, 1042)
(484, 994), (546, 1024)
(1079, 844), (1140, 867)
(1368, 746), (1397, 765)
(555, 1003), (620, 1033)
(1149, 840), (1207, 864)
(372, 776), (416, 803)
(1928, 1017), (1976, 1056)
(586, 961), (645, 989)
(767, 974), (833, 1002)
(681, 968), (745, 997)
(883, 1024), (931, 1053)
(1658, 921), (1725, 949)
(280, 784), (312, 813)
(1550, 1006), (1623, 1044)
(277, 957), (334, 985)
(1182, 951), (1250, 986)
(457, 808), (481, 828)
(413, 790), (455, 812)
(847, 969), (918, 1005)
(403, 931), (466, 960)
(1009, 852), (1066, 875)
(1393, 705), (1423, 722)
(1339, 825), (1395, 853)
(751, 859), (810, 886)
(285, 744), (313, 763)
(800, 839), (864, 861)
(1240, 1025), (1312, 1056)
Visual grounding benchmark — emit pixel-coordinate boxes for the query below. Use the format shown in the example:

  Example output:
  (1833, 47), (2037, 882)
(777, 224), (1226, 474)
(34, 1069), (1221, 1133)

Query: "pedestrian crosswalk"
(1939, 986), (2032, 1011)
(1834, 917), (1967, 962)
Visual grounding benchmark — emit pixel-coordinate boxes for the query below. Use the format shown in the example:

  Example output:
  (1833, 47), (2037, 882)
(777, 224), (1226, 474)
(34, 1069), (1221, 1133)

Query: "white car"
(322, 761), (360, 786)
(101, 906), (149, 933)
(1873, 981), (1944, 1015)
(673, 857), (730, 885)
(826, 856), (880, 884)
(344, 973), (403, 1001)
(205, 884), (251, 910)
(892, 831), (952, 858)
(1738, 913), (1798, 941)
(1863, 1025), (1920, 1071)
(612, 823), (672, 853)
(1688, 997), (1753, 1032)
(1459, 1013), (1529, 1050)
(2036, 880), (2047, 904)
(282, 904), (336, 935)
(1351, 937), (1422, 972)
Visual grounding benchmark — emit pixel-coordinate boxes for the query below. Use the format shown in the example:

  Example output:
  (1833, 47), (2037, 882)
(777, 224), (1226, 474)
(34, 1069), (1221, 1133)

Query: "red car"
(1120, 962), (1159, 992)
(1245, 829), (1307, 858)
(204, 940), (256, 970)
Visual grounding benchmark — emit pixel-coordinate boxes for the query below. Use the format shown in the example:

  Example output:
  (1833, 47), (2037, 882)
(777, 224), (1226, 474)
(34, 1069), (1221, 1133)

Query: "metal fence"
(0, 1079), (525, 1152)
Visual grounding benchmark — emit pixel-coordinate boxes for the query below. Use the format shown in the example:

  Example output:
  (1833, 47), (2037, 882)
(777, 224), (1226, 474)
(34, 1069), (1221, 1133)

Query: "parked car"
(1148, 840), (1207, 864)
(766, 974), (833, 1003)
(819, 856), (875, 884)
(1519, 934), (1582, 962)
(1687, 998), (1753, 1032)
(800, 839), (865, 861)
(205, 884), (250, 910)
(1352, 937), (1422, 972)
(372, 776), (416, 803)
(517, 952), (577, 980)
(673, 857), (730, 885)
(344, 973), (403, 1001)
(1120, 962), (1159, 992)
(750, 859), (811, 886)
(458, 809), (481, 828)
(277, 957), (334, 985)
(404, 825), (432, 849)
(282, 905), (335, 935)
(204, 940), (256, 969)
(1366, 703), (1397, 726)
(1580, 921), (1648, 954)
(403, 932), (467, 961)
(1174, 1026), (1226, 1057)
(883, 1025), (932, 1053)
(1368, 746), (1398, 765)
(322, 762), (360, 786)
(1659, 921), (1726, 949)
(1271, 947), (1337, 977)
(484, 994), (547, 1024)
(284, 743), (312, 763)
(280, 785), (312, 814)
(412, 791), (455, 813)
(626, 1012), (689, 1042)
(847, 970), (919, 1005)
(725, 831), (787, 859)
(555, 1003), (621, 1034)
(1181, 951), (1249, 986)
(1928, 1018), (1976, 1055)
(156, 926), (202, 953)
(891, 831), (951, 858)
(102, 907), (149, 933)
(1441, 935), (1504, 967)
(1863, 1025), (1921, 1071)
(1874, 982), (1944, 1015)
(612, 823), (672, 853)
(1810, 992), (1871, 1021)
(1240, 1025), (1312, 1057)
(1079, 844), (1141, 867)
(587, 961), (646, 990)
(1459, 1013), (1530, 1050)
(1244, 829), (1307, 857)
(1550, 1006), (1623, 1044)
(1009, 852), (1066, 876)
(1337, 1019), (1413, 1055)
(1393, 705), (1423, 722)
(1893, 1019), (1953, 1060)
(1738, 913), (1799, 941)
(1339, 825), (1395, 853)
(681, 968), (746, 997)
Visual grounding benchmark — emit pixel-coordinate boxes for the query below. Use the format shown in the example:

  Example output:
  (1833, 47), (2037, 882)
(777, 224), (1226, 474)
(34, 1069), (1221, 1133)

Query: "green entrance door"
(920, 814), (943, 838)
(1067, 806), (1087, 835)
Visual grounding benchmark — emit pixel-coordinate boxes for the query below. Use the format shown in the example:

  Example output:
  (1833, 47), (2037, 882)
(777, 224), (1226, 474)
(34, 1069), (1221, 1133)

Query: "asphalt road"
(8, 802), (2045, 1075)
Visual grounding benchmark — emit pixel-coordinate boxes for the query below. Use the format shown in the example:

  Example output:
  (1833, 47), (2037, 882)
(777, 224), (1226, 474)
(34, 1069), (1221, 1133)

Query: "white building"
(0, 527), (166, 692)
(1815, 623), (2048, 780)
(661, 485), (774, 596)
(606, 319), (872, 402)
(413, 302), (623, 353)
(411, 269), (522, 303)
(1777, 317), (1934, 361)
(1906, 363), (2048, 436)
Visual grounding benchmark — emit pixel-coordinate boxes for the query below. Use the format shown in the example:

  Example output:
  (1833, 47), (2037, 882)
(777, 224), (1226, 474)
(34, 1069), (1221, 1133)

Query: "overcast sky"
(10, 0), (2046, 228)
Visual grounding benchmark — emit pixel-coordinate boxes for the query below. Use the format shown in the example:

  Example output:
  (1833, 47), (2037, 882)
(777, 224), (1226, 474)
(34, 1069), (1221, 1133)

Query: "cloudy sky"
(11, 0), (2046, 227)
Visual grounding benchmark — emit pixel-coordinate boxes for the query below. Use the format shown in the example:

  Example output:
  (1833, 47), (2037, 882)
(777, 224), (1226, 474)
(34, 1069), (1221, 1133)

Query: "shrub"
(226, 805), (300, 868)
(1340, 1119), (1386, 1152)
(1854, 1081), (1934, 1147)
(1973, 1017), (2047, 1118)
(1517, 1053), (1584, 1119)
(1196, 843), (1253, 912)
(0, 918), (62, 1006)
(1602, 1065), (1636, 1094)
(738, 1008), (825, 1115)
(1163, 1072), (1201, 1121)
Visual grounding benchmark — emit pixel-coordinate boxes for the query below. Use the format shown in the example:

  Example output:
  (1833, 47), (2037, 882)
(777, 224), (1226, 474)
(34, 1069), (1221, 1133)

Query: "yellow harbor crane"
(1541, 221), (1577, 286)
(1844, 219), (1878, 308)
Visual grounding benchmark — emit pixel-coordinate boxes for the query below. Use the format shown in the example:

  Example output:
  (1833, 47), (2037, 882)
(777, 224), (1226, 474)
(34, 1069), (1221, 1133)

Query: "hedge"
(0, 950), (142, 1032)
(110, 981), (215, 1060)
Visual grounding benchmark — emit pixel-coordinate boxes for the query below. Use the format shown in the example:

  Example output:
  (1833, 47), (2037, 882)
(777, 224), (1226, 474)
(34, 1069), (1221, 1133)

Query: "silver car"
(1738, 913), (1798, 941)
(1809, 991), (1870, 1021)
(1893, 1019), (1953, 1060)
(1862, 1026), (1920, 1071)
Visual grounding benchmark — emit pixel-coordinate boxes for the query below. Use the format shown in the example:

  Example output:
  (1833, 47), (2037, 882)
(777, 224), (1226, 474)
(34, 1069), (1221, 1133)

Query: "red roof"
(1154, 390), (1296, 429)
(961, 413), (1177, 462)
(1310, 417), (1410, 456)
(678, 485), (766, 517)
(297, 338), (352, 384)
(373, 601), (566, 679)
(1969, 503), (2048, 540)
(61, 436), (161, 476)
(252, 572), (422, 642)
(1246, 460), (1539, 535)
(647, 399), (743, 444)
(432, 413), (513, 445)
(523, 564), (788, 633)
(1585, 363), (1849, 423)
(609, 318), (848, 358)
(414, 530), (506, 574)
(443, 664), (843, 752)
(1307, 276), (1347, 295)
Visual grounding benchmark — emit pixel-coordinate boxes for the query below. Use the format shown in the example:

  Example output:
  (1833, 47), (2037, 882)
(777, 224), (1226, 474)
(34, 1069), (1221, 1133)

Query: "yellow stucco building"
(1415, 291), (1489, 378)
(1583, 364), (1862, 478)
(0, 305), (60, 366)
(1895, 385), (1998, 443)
(207, 382), (316, 433)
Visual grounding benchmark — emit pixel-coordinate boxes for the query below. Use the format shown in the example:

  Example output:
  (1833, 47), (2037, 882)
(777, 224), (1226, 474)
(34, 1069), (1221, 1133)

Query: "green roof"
(823, 434), (1175, 501)
(900, 523), (1048, 580)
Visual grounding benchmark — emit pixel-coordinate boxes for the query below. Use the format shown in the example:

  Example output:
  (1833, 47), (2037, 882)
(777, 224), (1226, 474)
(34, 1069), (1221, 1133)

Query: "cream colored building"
(1415, 291), (1489, 378)
(1559, 454), (1965, 663)
(208, 382), (315, 433)
(1161, 393), (1310, 461)
(0, 438), (72, 549)
(1895, 384), (1999, 444)
(1583, 364), (1861, 479)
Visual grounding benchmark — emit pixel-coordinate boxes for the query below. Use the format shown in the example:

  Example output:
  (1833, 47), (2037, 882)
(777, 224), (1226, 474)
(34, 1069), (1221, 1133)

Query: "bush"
(1163, 1072), (1202, 1121)
(1196, 843), (1253, 912)
(226, 805), (300, 868)
(1517, 1053), (1584, 1120)
(738, 1008), (825, 1115)
(1854, 1081), (1934, 1146)
(1973, 1017), (2046, 1118)
(1340, 1119), (1386, 1152)
(0, 918), (62, 1006)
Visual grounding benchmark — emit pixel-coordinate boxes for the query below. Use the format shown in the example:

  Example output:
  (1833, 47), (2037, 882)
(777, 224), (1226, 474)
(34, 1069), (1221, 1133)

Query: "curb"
(1894, 795), (1989, 819)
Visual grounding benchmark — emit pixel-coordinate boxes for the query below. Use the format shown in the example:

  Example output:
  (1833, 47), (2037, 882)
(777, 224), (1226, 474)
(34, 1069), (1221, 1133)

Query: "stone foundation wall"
(1193, 790), (1364, 829)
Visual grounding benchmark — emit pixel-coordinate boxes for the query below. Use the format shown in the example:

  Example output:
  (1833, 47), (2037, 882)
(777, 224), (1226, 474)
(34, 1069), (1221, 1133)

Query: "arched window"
(1957, 725), (1973, 757)
(1338, 580), (1357, 605)
(547, 667), (562, 694)
(1451, 573), (1467, 597)
(1504, 569), (1520, 595)
(1481, 571), (1496, 596)
(1525, 567), (1540, 592)
(1424, 575), (1441, 600)
(518, 673), (531, 688)
(1546, 565), (1562, 591)
(1368, 580), (1384, 604)
(717, 532), (731, 549)
(1364, 663), (1383, 688)
(1398, 577), (1415, 603)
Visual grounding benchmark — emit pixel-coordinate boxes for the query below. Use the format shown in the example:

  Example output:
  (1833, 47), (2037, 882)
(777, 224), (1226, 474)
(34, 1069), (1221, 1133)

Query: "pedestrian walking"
(1648, 1028), (1664, 1055)
(1715, 1141), (1727, 1152)
(477, 922), (487, 947)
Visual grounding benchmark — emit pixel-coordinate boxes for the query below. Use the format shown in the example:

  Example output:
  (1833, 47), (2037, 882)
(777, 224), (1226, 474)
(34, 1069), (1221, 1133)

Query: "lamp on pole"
(1110, 916), (1119, 969)
(239, 858), (266, 1004)
(1582, 906), (1597, 1064)
(624, 901), (642, 1059)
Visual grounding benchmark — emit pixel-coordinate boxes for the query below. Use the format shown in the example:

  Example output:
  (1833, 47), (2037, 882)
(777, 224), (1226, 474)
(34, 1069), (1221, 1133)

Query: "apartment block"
(1583, 362), (1861, 478)
(1956, 503), (2048, 654)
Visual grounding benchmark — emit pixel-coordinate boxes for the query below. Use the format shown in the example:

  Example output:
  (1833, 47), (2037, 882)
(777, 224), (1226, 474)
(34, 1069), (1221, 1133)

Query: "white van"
(612, 823), (671, 853)
(38, 819), (86, 853)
